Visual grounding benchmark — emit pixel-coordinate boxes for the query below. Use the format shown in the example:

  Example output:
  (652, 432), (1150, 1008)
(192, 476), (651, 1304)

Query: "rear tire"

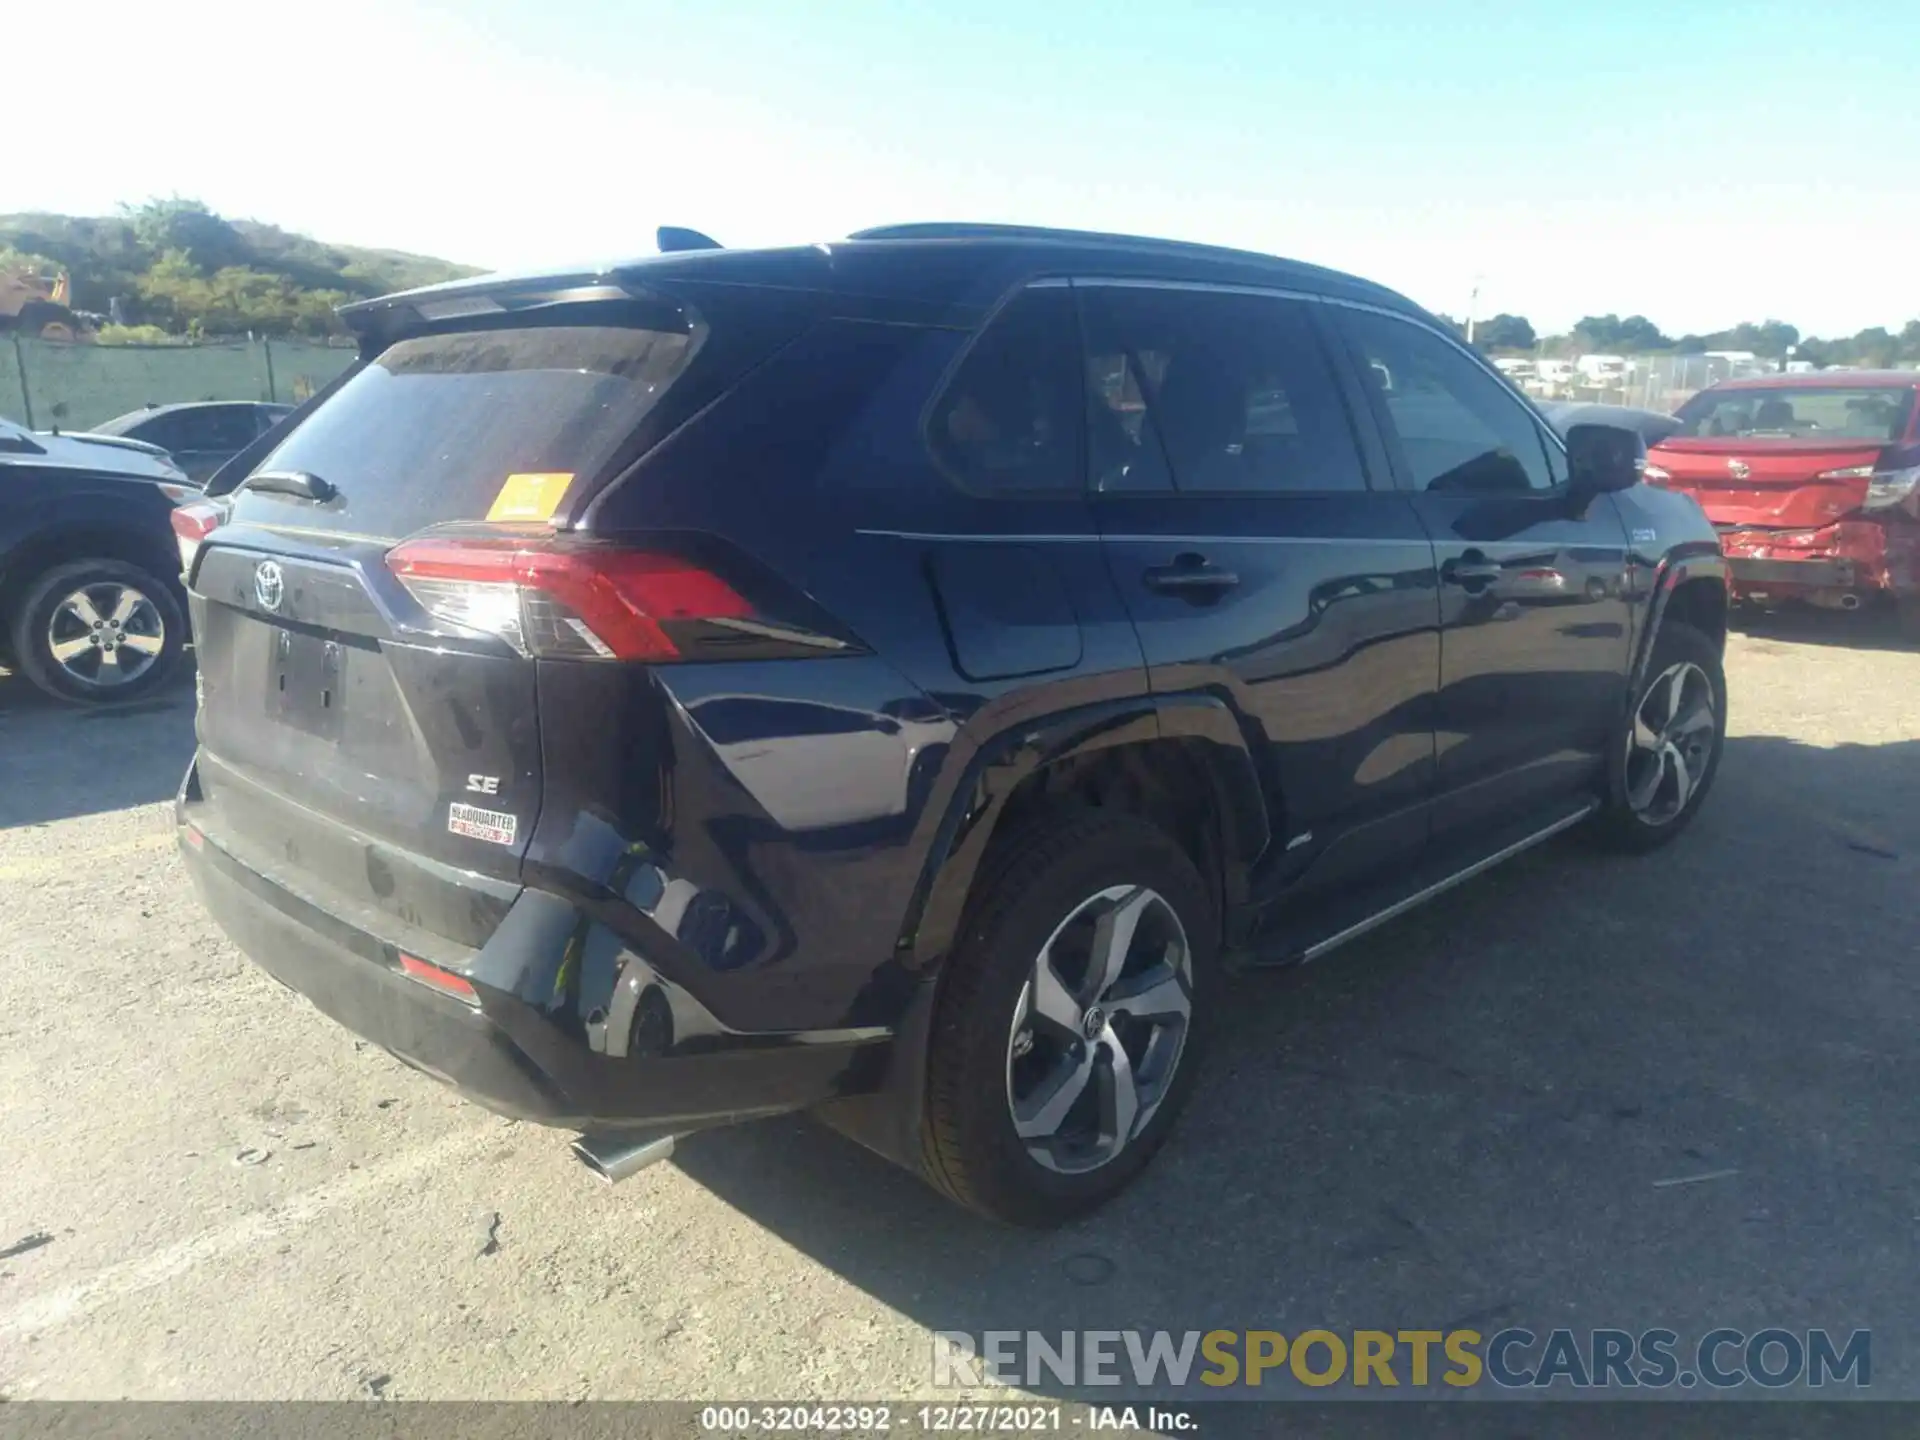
(921, 810), (1213, 1227)
(9, 559), (185, 705)
(1590, 620), (1725, 852)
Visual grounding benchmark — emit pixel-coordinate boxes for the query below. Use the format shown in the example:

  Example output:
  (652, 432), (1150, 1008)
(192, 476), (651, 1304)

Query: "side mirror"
(1565, 422), (1644, 496)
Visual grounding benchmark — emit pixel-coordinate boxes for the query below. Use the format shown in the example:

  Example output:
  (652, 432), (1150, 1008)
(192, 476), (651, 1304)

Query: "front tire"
(9, 559), (185, 705)
(1591, 620), (1725, 852)
(921, 811), (1213, 1227)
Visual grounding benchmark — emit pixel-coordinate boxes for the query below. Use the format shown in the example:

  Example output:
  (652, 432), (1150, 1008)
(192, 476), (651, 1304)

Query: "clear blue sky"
(19, 0), (1919, 336)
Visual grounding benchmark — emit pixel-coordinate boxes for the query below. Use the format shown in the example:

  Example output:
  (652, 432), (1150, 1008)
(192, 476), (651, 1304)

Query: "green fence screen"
(1, 337), (358, 431)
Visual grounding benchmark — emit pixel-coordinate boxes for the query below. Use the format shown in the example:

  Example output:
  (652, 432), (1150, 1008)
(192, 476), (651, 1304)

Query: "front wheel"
(1591, 620), (1725, 852)
(9, 559), (185, 705)
(921, 811), (1212, 1227)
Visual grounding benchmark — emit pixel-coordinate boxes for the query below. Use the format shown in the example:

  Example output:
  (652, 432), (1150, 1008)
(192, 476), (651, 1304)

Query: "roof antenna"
(657, 226), (722, 253)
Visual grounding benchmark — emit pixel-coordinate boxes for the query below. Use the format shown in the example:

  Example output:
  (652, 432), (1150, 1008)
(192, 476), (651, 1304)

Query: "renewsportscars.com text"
(933, 1327), (1871, 1391)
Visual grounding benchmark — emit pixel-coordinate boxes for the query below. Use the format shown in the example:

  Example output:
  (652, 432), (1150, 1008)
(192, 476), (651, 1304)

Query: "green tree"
(1473, 313), (1536, 351)
(1571, 314), (1625, 350)
(1850, 327), (1897, 368)
(1614, 315), (1670, 351)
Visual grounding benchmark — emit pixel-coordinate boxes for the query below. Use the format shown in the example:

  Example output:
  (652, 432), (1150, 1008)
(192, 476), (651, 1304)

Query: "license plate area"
(269, 627), (346, 742)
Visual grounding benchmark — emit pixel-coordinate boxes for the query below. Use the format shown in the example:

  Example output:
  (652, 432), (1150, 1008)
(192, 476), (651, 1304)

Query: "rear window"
(1673, 386), (1915, 442)
(232, 315), (702, 537)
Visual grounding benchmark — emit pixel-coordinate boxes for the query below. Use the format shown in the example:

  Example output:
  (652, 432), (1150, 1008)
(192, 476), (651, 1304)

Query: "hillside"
(0, 200), (484, 340)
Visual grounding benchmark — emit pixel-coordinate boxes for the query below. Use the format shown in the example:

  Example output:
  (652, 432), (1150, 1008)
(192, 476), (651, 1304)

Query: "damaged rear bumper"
(1719, 518), (1920, 606)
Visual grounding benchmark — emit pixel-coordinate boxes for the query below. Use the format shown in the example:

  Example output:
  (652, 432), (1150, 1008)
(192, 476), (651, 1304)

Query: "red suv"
(1646, 371), (1920, 633)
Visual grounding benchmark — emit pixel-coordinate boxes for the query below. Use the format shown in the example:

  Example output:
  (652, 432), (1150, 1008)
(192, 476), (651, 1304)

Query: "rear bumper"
(1719, 519), (1920, 602)
(179, 817), (891, 1135)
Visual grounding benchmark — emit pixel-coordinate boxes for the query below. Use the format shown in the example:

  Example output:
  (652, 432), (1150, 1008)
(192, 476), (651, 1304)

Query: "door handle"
(1144, 554), (1240, 599)
(1442, 553), (1503, 588)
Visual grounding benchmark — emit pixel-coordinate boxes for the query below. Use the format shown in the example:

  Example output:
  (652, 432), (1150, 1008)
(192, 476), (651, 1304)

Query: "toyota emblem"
(254, 559), (286, 612)
(1727, 458), (1751, 480)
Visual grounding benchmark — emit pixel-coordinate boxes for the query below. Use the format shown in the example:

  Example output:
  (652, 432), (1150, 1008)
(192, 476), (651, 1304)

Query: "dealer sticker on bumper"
(448, 802), (518, 846)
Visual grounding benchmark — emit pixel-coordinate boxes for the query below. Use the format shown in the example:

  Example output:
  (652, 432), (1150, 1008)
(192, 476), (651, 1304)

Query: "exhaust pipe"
(572, 1132), (676, 1184)
(1809, 591), (1864, 612)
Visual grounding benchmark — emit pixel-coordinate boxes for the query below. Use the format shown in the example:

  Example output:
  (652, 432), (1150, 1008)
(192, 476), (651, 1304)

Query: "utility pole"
(1465, 277), (1483, 345)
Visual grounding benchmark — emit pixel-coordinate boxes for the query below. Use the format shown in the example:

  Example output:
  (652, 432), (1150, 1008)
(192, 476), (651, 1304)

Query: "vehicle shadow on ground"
(671, 732), (1920, 1401)
(1731, 605), (1917, 654)
(0, 666), (197, 827)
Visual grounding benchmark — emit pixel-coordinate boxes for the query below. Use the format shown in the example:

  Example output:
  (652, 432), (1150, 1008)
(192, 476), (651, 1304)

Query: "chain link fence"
(1511, 352), (1781, 414)
(1, 336), (358, 431)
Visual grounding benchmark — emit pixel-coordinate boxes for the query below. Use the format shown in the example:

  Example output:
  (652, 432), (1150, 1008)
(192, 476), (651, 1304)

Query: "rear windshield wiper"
(244, 469), (337, 502)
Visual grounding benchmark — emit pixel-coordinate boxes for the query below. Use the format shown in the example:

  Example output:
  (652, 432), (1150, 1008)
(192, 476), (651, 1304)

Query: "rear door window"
(926, 286), (1082, 495)
(127, 411), (187, 450)
(190, 405), (265, 452)
(231, 315), (702, 538)
(1079, 286), (1369, 493)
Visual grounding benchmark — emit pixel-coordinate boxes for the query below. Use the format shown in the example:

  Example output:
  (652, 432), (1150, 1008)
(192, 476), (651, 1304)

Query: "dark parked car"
(0, 417), (195, 703)
(93, 401), (294, 484)
(172, 225), (1728, 1226)
(1540, 400), (1684, 448)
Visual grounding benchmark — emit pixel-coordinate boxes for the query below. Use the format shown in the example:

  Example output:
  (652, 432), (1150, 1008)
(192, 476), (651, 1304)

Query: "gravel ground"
(1, 613), (1917, 1402)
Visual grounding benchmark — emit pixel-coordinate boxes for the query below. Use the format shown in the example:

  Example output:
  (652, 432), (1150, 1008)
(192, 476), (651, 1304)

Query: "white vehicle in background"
(1492, 357), (1537, 383)
(1531, 359), (1576, 397)
(1576, 354), (1630, 388)
(1705, 350), (1764, 377)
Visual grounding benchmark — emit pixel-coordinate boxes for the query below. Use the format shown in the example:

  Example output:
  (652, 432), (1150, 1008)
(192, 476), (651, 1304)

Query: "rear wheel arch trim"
(0, 522), (180, 616)
(895, 693), (1272, 973)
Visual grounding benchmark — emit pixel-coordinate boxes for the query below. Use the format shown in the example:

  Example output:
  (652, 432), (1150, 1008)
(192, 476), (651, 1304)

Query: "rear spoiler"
(337, 273), (643, 347)
(339, 228), (724, 347)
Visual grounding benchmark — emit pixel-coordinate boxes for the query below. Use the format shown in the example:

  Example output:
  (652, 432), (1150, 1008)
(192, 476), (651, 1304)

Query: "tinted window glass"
(187, 406), (265, 450)
(1342, 310), (1556, 493)
(232, 317), (700, 538)
(123, 411), (186, 449)
(928, 287), (1081, 494)
(1080, 287), (1366, 493)
(1540, 426), (1570, 486)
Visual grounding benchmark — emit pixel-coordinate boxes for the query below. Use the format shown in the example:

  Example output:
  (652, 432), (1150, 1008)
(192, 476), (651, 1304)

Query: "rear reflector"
(398, 952), (480, 1004)
(385, 536), (751, 661)
(169, 501), (227, 576)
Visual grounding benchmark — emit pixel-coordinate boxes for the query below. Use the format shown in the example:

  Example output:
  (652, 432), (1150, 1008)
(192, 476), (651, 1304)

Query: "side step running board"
(1246, 800), (1599, 968)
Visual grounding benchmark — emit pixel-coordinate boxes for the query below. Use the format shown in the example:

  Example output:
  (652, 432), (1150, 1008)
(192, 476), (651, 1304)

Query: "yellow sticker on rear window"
(486, 472), (573, 523)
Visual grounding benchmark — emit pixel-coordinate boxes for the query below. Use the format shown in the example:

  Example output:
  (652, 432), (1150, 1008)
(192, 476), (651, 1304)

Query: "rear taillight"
(385, 535), (753, 661)
(1818, 462), (1920, 514)
(1863, 466), (1920, 513)
(169, 501), (226, 575)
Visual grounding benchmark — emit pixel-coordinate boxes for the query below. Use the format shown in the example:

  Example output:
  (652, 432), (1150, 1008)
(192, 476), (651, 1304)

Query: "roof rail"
(853, 221), (1187, 245)
(847, 221), (1282, 261)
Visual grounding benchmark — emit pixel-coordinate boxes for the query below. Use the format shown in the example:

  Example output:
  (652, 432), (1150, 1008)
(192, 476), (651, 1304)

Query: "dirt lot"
(1, 615), (1917, 1401)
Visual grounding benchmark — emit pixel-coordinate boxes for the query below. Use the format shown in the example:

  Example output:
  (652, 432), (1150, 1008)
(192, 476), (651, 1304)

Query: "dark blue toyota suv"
(173, 224), (1728, 1226)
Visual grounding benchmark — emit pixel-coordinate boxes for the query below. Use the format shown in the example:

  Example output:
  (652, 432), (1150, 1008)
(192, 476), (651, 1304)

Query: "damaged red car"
(1645, 372), (1920, 634)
